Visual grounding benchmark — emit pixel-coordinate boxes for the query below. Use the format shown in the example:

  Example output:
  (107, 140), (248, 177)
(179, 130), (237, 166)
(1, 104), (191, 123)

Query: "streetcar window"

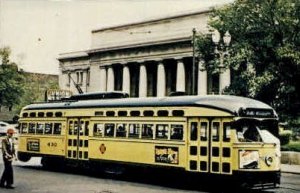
(53, 123), (62, 135)
(45, 123), (53, 134)
(79, 121), (84, 136)
(28, 123), (36, 134)
(104, 124), (115, 137)
(235, 121), (262, 142)
(116, 124), (127, 137)
(190, 122), (198, 141)
(223, 122), (231, 142)
(55, 112), (62, 117)
(128, 124), (140, 138)
(93, 123), (104, 137)
(69, 121), (74, 135)
(212, 122), (220, 141)
(74, 121), (78, 135)
(130, 111), (140, 116)
(200, 122), (208, 141)
(106, 111), (115, 116)
(156, 124), (169, 139)
(84, 121), (89, 136)
(95, 111), (104, 116)
(84, 152), (88, 159)
(29, 112), (36, 117)
(143, 110), (154, 116)
(170, 124), (183, 140)
(172, 110), (184, 116)
(118, 111), (128, 116)
(142, 124), (154, 139)
(22, 112), (28, 118)
(157, 110), (169, 116)
(36, 123), (44, 134)
(21, 123), (28, 133)
(46, 112), (53, 117)
(38, 112), (44, 117)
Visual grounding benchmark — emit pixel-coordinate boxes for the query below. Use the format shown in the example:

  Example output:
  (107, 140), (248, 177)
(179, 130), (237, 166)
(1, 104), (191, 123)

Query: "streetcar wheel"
(17, 152), (31, 162)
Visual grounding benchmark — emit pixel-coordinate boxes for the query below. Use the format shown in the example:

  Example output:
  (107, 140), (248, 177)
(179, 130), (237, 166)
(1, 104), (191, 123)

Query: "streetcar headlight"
(265, 156), (273, 166)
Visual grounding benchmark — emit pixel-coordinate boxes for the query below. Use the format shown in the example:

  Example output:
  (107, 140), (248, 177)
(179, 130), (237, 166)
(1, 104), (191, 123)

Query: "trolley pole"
(192, 28), (196, 95)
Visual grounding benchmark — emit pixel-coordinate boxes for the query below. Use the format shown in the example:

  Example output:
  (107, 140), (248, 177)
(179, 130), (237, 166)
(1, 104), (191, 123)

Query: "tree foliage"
(0, 47), (25, 110)
(196, 0), (300, 120)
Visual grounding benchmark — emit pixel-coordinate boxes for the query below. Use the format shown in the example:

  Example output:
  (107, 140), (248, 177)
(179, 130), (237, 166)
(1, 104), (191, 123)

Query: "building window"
(86, 70), (90, 86)
(76, 71), (83, 85)
(67, 73), (71, 86)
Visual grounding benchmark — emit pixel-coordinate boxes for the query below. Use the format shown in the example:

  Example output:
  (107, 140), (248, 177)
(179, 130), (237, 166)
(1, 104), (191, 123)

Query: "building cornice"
(88, 36), (191, 54)
(58, 51), (89, 61)
(92, 9), (211, 33)
(90, 50), (193, 66)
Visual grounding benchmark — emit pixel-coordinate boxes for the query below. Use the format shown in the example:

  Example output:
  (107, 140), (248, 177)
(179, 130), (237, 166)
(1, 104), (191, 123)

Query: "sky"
(0, 0), (233, 75)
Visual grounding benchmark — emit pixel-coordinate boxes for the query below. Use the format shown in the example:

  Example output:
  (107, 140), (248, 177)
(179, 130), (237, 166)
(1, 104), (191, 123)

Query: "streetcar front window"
(234, 119), (279, 143)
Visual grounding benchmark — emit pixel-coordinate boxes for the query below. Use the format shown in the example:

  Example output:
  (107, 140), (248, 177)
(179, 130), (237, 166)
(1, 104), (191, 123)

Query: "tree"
(196, 0), (300, 121)
(0, 47), (25, 111)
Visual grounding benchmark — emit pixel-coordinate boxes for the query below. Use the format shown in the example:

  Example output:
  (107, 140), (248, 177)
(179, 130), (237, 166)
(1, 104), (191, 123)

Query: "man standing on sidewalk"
(0, 128), (16, 189)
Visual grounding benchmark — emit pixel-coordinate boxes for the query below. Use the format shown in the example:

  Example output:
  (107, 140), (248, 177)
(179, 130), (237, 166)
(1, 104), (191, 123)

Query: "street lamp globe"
(212, 29), (221, 44)
(223, 31), (231, 46)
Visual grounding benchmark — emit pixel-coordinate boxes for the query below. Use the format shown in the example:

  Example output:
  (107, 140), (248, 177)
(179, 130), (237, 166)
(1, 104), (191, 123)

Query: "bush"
(279, 130), (292, 145)
(281, 141), (300, 152)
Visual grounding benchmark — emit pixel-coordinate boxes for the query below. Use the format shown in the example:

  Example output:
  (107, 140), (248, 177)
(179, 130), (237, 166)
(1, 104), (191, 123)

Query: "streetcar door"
(66, 118), (90, 160)
(210, 118), (232, 174)
(187, 118), (210, 173)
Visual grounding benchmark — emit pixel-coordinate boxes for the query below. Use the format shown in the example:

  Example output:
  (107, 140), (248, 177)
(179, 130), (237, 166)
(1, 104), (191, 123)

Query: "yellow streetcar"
(17, 92), (281, 189)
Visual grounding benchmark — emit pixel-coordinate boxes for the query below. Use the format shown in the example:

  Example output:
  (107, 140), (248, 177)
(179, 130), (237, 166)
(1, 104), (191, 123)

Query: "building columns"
(122, 65), (130, 94)
(99, 67), (107, 91)
(157, 61), (166, 97)
(139, 64), (147, 97)
(219, 68), (230, 94)
(107, 66), (114, 91)
(198, 60), (207, 95)
(176, 59), (185, 92)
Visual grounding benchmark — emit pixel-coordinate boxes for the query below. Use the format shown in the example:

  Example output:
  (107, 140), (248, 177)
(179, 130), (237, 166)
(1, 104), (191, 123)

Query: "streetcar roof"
(23, 95), (276, 117)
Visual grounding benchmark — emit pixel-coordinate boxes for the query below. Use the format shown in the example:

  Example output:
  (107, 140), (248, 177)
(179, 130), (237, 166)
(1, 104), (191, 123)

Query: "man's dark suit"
(0, 136), (15, 188)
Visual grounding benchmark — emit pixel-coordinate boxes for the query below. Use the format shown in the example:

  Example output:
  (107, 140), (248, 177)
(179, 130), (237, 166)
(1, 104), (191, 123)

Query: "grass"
(281, 140), (300, 152)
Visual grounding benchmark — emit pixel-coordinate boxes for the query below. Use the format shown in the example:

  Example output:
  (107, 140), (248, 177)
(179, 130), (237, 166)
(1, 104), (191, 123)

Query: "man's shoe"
(5, 185), (15, 189)
(0, 184), (5, 188)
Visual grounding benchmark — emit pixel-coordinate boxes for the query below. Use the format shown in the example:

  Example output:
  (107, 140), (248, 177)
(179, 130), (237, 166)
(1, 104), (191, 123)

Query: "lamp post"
(211, 30), (231, 94)
(192, 28), (197, 95)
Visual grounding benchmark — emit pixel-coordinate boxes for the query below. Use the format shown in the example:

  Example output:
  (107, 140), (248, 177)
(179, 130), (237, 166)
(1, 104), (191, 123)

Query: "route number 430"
(47, 142), (57, 147)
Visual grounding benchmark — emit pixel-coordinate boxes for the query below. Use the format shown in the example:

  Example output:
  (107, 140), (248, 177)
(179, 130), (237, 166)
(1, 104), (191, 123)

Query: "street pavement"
(13, 157), (300, 174)
(9, 157), (300, 175)
(0, 158), (299, 193)
(281, 164), (300, 174)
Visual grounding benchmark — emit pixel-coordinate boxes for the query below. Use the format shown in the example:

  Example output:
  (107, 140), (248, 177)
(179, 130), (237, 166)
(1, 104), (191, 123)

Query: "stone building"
(58, 9), (230, 97)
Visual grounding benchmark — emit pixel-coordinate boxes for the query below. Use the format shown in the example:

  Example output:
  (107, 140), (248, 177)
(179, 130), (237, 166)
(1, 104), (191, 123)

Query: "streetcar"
(17, 92), (281, 189)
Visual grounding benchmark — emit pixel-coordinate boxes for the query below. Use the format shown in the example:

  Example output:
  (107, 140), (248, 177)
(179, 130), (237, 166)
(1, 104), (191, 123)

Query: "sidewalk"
(281, 164), (300, 174)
